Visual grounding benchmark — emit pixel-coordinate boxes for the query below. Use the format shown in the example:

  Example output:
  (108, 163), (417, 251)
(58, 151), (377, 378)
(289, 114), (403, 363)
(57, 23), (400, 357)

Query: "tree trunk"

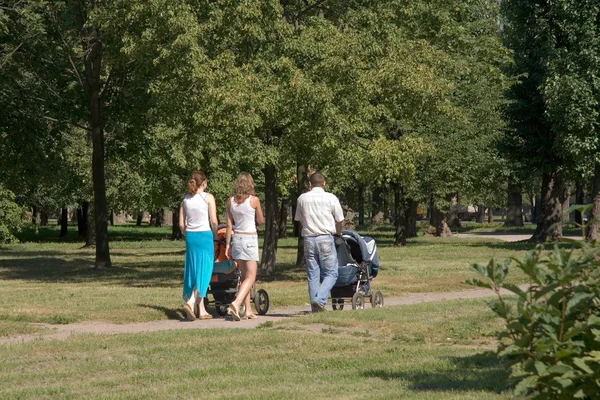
(405, 199), (418, 238)
(278, 197), (288, 239)
(505, 177), (524, 227)
(31, 205), (38, 225)
(78, 202), (88, 238)
(172, 207), (182, 240)
(487, 208), (493, 224)
(85, 202), (96, 247)
(529, 193), (537, 223)
(109, 210), (114, 226)
(136, 212), (143, 226)
(152, 209), (164, 227)
(40, 209), (48, 226)
(60, 207), (68, 238)
(562, 188), (571, 223)
(532, 171), (563, 242)
(586, 164), (600, 241)
(476, 205), (485, 223)
(295, 163), (310, 267)
(393, 183), (407, 246)
(75, 2), (110, 268)
(430, 203), (452, 237)
(446, 193), (461, 230)
(575, 181), (585, 225)
(261, 164), (279, 275)
(358, 185), (365, 226)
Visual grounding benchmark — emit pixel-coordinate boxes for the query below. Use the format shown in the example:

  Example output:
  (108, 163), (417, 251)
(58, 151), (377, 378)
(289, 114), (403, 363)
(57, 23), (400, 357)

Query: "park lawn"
(0, 223), (537, 335)
(0, 298), (511, 399)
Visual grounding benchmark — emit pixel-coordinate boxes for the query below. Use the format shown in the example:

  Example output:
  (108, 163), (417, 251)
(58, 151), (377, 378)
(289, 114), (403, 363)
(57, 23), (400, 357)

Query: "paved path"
(0, 286), (524, 345)
(456, 232), (583, 242)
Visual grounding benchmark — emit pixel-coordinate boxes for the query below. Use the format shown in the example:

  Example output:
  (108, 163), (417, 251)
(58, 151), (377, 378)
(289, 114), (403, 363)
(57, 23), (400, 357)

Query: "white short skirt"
(231, 233), (259, 261)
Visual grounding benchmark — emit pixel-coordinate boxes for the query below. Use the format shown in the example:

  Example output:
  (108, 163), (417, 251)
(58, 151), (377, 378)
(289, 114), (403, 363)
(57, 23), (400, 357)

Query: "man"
(294, 171), (344, 312)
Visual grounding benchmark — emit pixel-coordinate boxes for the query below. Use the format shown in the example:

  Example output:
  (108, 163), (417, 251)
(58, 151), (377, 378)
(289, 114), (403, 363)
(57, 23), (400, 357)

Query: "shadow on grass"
(138, 304), (184, 321)
(0, 254), (181, 287)
(258, 262), (307, 283)
(15, 224), (174, 243)
(363, 351), (508, 393)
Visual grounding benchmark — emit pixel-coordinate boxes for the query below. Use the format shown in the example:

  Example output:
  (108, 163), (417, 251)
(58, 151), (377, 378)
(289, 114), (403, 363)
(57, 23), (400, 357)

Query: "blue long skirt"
(183, 231), (214, 301)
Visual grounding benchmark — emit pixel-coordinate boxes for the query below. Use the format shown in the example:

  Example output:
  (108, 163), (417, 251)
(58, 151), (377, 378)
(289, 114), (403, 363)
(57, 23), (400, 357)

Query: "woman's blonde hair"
(232, 173), (255, 203)
(187, 170), (207, 195)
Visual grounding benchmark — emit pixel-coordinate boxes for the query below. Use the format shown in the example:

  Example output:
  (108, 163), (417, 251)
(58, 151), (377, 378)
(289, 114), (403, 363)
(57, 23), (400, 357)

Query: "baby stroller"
(330, 230), (383, 310)
(206, 225), (269, 317)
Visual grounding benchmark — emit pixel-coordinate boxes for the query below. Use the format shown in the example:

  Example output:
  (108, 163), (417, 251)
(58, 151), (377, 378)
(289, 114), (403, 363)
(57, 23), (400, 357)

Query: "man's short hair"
(309, 172), (325, 187)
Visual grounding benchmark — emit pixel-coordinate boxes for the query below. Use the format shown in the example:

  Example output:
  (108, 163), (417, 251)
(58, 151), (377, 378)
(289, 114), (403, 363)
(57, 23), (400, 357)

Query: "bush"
(468, 241), (600, 399)
(0, 184), (23, 243)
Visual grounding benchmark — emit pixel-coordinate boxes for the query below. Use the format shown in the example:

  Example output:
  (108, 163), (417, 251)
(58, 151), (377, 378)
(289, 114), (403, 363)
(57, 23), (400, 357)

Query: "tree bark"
(575, 181), (585, 225)
(405, 199), (418, 238)
(31, 205), (38, 226)
(476, 205), (485, 223)
(529, 193), (537, 223)
(358, 185), (365, 226)
(40, 209), (48, 226)
(75, 1), (111, 268)
(278, 197), (288, 239)
(445, 193), (461, 230)
(393, 183), (407, 246)
(171, 207), (182, 240)
(109, 210), (114, 226)
(430, 201), (452, 237)
(136, 212), (143, 226)
(60, 207), (68, 238)
(152, 209), (164, 227)
(295, 163), (310, 267)
(562, 188), (570, 223)
(586, 164), (600, 241)
(261, 164), (279, 275)
(505, 177), (524, 227)
(487, 208), (493, 224)
(77, 202), (88, 238)
(531, 170), (563, 242)
(85, 201), (96, 247)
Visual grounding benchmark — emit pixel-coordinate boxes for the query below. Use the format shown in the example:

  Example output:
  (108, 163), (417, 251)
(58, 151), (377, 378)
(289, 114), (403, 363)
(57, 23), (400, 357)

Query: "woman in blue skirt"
(179, 170), (218, 321)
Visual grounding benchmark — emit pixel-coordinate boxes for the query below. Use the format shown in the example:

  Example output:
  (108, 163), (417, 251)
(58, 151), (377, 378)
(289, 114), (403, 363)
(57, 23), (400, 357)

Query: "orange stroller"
(207, 225), (269, 317)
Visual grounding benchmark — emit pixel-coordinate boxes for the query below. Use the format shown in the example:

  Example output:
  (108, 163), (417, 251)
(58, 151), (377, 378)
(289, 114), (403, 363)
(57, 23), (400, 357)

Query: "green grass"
(0, 299), (511, 399)
(0, 223), (547, 336)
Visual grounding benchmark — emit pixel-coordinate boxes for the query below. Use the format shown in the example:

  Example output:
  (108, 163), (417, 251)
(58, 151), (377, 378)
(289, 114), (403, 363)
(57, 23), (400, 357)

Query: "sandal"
(246, 313), (258, 320)
(227, 303), (241, 321)
(198, 314), (213, 320)
(182, 304), (196, 321)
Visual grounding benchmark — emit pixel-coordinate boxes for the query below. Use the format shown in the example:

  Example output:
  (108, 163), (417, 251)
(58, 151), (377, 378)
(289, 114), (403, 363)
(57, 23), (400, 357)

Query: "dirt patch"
(0, 286), (519, 345)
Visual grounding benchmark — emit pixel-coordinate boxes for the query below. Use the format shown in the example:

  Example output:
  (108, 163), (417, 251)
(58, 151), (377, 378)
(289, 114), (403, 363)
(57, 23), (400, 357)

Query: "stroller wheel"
(332, 299), (344, 311)
(371, 291), (384, 308)
(351, 292), (365, 310)
(254, 289), (269, 315)
(216, 306), (228, 316)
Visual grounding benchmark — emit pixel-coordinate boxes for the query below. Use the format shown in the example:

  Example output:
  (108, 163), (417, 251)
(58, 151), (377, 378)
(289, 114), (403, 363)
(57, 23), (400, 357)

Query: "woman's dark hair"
(187, 171), (207, 195)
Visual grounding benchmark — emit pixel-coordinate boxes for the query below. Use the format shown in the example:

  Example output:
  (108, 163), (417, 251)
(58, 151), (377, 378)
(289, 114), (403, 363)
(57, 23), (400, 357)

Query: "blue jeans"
(304, 235), (339, 307)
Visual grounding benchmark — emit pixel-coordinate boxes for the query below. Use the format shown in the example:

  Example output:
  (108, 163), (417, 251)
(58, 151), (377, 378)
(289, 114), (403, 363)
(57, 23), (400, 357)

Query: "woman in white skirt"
(225, 173), (264, 321)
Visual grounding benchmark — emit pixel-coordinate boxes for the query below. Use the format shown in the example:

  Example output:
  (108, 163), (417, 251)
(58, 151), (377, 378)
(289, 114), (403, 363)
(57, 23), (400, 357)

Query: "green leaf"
(514, 375), (537, 396)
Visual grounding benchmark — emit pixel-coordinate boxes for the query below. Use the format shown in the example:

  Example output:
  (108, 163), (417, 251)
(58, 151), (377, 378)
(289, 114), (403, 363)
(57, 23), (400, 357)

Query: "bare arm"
(335, 221), (342, 236)
(225, 200), (233, 259)
(179, 203), (185, 235)
(252, 196), (264, 225)
(206, 194), (218, 239)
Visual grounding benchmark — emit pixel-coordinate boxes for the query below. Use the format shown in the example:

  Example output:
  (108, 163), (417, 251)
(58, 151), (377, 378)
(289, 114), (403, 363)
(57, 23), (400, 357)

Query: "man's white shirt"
(294, 187), (344, 237)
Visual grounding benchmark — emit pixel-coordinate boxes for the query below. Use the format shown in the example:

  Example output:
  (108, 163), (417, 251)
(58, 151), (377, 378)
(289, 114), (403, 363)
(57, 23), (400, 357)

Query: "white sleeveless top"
(183, 192), (210, 232)
(230, 195), (256, 233)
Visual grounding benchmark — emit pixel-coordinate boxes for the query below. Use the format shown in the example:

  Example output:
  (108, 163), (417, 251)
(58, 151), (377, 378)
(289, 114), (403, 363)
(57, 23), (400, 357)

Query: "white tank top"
(183, 192), (211, 232)
(230, 195), (256, 233)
